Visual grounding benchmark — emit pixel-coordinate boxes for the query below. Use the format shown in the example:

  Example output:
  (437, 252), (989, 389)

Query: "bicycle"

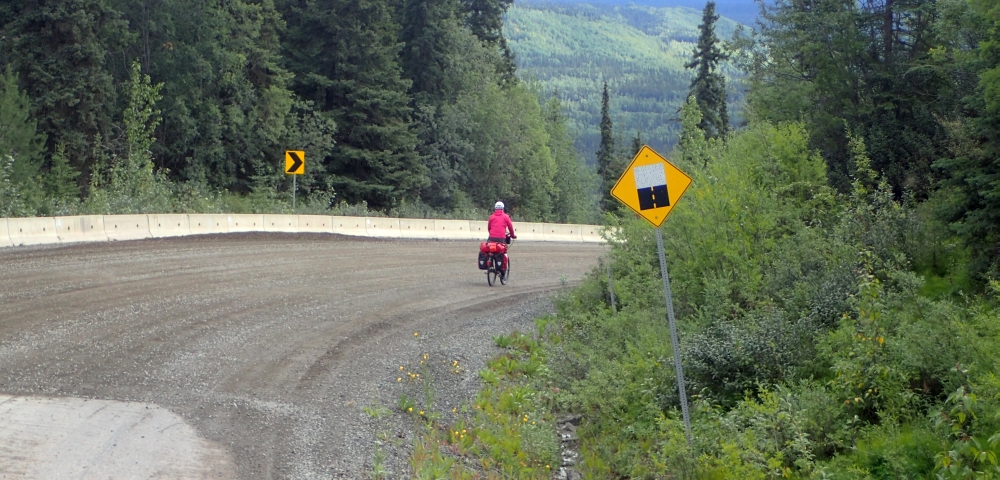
(484, 236), (511, 287)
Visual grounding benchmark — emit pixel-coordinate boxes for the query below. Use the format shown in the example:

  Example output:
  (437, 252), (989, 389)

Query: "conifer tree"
(596, 82), (618, 211)
(0, 0), (127, 182)
(686, 1), (729, 140)
(45, 143), (80, 202)
(400, 0), (463, 104)
(936, 0), (1000, 279)
(278, 0), (426, 209)
(462, 0), (517, 84)
(0, 67), (45, 186)
(630, 131), (643, 158)
(113, 0), (294, 193)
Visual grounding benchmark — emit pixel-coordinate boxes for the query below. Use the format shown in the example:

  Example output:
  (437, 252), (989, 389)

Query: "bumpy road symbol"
(634, 163), (669, 210)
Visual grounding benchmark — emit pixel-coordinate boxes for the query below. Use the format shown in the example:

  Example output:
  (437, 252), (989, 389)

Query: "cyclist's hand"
(511, 235), (517, 239)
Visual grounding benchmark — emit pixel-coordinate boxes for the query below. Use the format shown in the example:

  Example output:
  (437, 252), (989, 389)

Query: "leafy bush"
(532, 118), (1000, 478)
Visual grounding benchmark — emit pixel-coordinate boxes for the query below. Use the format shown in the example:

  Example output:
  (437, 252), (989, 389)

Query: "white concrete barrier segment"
(55, 216), (108, 243)
(104, 215), (152, 241)
(434, 219), (475, 240)
(331, 216), (369, 237)
(8, 217), (60, 246)
(263, 214), (299, 233)
(581, 224), (605, 243)
(188, 214), (230, 235)
(543, 223), (584, 242)
(298, 215), (334, 233)
(0, 217), (11, 247)
(399, 218), (437, 239)
(148, 214), (192, 238)
(470, 220), (488, 239)
(227, 214), (265, 233)
(515, 222), (545, 241)
(365, 217), (401, 238)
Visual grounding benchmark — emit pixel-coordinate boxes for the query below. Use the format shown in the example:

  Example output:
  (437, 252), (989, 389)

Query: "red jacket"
(487, 210), (515, 239)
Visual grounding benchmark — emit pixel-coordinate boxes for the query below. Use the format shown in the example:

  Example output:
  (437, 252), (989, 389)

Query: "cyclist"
(487, 201), (516, 275)
(487, 201), (516, 244)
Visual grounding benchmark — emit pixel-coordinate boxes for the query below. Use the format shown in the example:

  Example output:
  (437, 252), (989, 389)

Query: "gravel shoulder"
(0, 234), (604, 478)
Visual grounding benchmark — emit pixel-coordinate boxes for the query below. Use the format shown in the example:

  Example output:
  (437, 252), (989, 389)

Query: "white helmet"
(494, 201), (505, 210)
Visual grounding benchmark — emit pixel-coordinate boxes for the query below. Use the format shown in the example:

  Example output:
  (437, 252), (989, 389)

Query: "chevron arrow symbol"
(286, 151), (303, 174)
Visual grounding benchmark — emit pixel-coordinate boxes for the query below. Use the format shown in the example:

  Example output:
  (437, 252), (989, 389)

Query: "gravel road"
(0, 234), (604, 478)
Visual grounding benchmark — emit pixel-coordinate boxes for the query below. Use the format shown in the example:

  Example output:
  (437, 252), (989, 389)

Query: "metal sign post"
(610, 145), (694, 447)
(656, 227), (691, 446)
(285, 150), (305, 211)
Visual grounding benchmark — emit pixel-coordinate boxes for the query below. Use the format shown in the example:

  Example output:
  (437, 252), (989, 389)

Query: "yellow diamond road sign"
(285, 150), (305, 175)
(611, 145), (692, 228)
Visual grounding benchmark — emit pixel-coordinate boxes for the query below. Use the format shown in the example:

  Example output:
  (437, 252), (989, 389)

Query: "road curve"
(0, 233), (604, 478)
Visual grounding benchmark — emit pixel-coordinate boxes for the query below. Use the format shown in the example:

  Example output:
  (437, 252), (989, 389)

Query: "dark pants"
(487, 237), (507, 244)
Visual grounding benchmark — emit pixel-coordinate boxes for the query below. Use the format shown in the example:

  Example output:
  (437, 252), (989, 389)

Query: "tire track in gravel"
(0, 233), (604, 478)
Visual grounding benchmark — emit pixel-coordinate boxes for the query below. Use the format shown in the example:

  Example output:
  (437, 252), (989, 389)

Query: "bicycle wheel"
(487, 256), (497, 286)
(500, 256), (509, 285)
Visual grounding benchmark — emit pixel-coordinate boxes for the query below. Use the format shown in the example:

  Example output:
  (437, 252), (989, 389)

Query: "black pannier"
(478, 252), (490, 270)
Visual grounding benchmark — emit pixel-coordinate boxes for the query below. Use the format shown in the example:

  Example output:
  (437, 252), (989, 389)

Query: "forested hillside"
(504, 1), (743, 163)
(0, 0), (599, 223)
(404, 0), (1000, 478)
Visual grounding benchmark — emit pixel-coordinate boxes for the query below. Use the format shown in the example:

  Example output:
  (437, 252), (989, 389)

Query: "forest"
(0, 0), (599, 224)
(504, 0), (744, 164)
(401, 0), (1000, 478)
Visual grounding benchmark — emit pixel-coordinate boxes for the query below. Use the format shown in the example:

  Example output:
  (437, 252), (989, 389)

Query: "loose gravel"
(0, 234), (604, 478)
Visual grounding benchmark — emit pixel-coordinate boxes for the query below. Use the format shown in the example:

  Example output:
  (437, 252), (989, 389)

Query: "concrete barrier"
(298, 215), (333, 233)
(331, 216), (368, 237)
(543, 223), (585, 243)
(227, 214), (265, 233)
(515, 222), (545, 241)
(149, 214), (191, 238)
(365, 217), (401, 238)
(469, 220), (488, 239)
(581, 224), (606, 243)
(8, 217), (59, 246)
(104, 215), (152, 241)
(55, 216), (108, 243)
(0, 218), (11, 247)
(188, 214), (230, 235)
(434, 219), (474, 240)
(0, 214), (607, 246)
(263, 214), (299, 233)
(398, 218), (437, 239)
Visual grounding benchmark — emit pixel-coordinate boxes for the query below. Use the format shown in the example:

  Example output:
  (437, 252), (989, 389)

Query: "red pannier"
(479, 242), (507, 254)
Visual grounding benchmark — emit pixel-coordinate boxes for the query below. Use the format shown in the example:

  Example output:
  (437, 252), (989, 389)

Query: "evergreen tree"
(936, 0), (1000, 279)
(400, 0), (464, 104)
(739, 0), (966, 196)
(0, 0), (127, 184)
(0, 67), (45, 186)
(45, 143), (80, 201)
(113, 0), (294, 193)
(596, 82), (618, 211)
(462, 0), (516, 84)
(278, 0), (425, 209)
(629, 131), (643, 158)
(686, 1), (729, 140)
(546, 93), (595, 223)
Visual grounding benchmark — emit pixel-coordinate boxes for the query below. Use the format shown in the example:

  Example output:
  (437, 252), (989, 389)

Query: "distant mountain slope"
(505, 1), (743, 164)
(517, 0), (760, 26)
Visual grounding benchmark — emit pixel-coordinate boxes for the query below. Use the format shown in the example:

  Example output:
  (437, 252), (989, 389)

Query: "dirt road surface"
(0, 234), (604, 478)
